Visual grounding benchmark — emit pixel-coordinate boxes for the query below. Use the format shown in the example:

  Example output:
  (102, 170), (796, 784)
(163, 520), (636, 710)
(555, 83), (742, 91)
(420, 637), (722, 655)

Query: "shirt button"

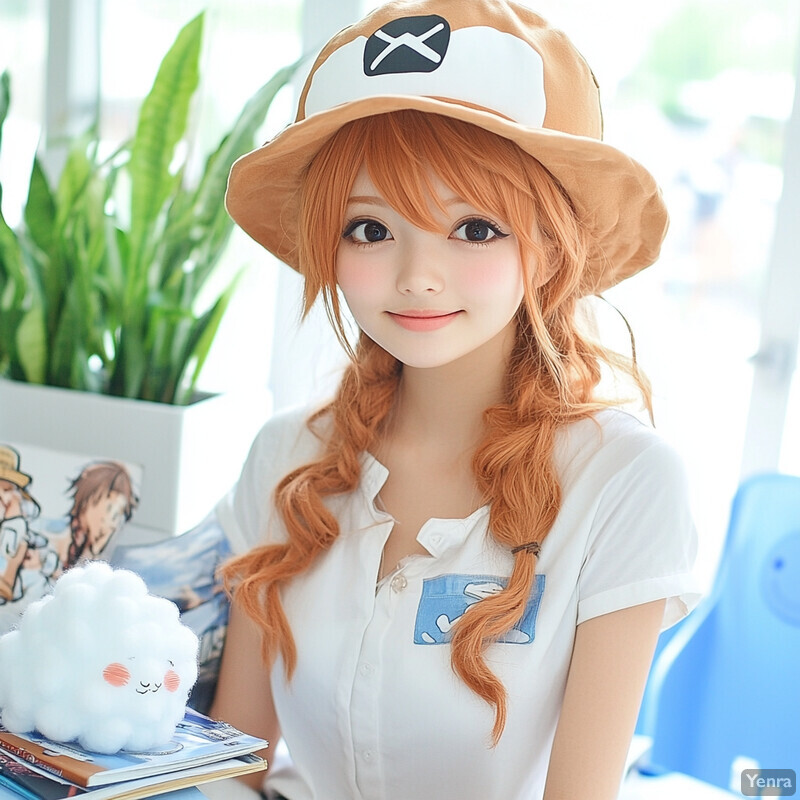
(363, 749), (374, 761)
(390, 574), (408, 593)
(431, 534), (442, 545)
(360, 662), (375, 676)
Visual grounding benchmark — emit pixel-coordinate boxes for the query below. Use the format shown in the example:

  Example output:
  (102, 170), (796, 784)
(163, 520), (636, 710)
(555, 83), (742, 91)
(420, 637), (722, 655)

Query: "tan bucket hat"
(226, 0), (668, 295)
(0, 445), (32, 491)
(0, 444), (39, 511)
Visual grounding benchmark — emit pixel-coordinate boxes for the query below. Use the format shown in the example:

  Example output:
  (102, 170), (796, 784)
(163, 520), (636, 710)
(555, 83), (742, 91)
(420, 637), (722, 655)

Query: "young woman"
(210, 2), (700, 798)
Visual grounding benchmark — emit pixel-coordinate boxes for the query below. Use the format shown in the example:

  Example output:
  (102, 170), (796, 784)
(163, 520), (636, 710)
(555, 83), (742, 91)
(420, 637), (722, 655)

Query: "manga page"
(0, 442), (142, 635)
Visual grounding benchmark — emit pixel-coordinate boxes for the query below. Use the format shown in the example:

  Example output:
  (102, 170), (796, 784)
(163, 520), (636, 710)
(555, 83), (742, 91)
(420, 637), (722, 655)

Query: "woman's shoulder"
(555, 408), (685, 489)
(246, 403), (328, 468)
(217, 404), (330, 553)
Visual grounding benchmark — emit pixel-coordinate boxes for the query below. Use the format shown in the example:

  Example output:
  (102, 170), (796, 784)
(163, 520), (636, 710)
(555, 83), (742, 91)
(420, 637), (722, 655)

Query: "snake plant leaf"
(15, 303), (46, 384)
(49, 164), (101, 377)
(55, 132), (95, 231)
(156, 59), (299, 302)
(173, 273), (243, 405)
(0, 186), (27, 306)
(111, 319), (147, 399)
(99, 219), (129, 312)
(0, 71), (9, 151)
(128, 13), (202, 274)
(1, 15), (297, 404)
(138, 303), (190, 403)
(191, 60), (299, 239)
(0, 185), (31, 376)
(0, 72), (16, 352)
(49, 263), (88, 387)
(24, 157), (57, 265)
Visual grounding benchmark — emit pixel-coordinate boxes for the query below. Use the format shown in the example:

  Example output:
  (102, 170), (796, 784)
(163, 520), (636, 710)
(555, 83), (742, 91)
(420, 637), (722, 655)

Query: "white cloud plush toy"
(0, 562), (199, 754)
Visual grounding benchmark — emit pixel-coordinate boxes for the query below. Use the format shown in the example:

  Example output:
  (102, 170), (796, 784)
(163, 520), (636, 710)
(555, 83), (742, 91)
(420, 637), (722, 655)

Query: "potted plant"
(0, 13), (296, 536)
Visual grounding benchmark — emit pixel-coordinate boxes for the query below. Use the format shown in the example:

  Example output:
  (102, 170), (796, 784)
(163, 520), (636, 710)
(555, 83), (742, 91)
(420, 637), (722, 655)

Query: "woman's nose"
(395, 240), (445, 295)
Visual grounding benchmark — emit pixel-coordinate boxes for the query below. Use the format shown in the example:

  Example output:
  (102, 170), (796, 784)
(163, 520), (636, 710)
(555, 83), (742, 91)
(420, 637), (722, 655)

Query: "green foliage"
(0, 13), (296, 404)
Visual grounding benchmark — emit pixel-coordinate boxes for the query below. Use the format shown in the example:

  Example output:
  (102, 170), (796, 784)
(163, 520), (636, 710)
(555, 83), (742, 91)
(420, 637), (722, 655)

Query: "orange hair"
(222, 110), (651, 744)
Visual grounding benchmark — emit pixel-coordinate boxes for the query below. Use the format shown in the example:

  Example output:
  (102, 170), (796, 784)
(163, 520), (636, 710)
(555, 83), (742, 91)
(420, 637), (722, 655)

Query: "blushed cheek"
(337, 261), (385, 320)
(103, 663), (131, 687)
(336, 256), (381, 294)
(164, 670), (181, 692)
(463, 259), (525, 305)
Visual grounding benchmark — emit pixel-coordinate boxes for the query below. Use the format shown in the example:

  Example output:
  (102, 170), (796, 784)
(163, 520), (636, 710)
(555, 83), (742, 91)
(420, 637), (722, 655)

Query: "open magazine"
(0, 708), (267, 788)
(0, 748), (261, 800)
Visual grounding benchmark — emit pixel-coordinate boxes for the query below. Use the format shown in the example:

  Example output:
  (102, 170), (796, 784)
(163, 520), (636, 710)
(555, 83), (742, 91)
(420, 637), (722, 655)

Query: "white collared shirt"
(219, 406), (700, 800)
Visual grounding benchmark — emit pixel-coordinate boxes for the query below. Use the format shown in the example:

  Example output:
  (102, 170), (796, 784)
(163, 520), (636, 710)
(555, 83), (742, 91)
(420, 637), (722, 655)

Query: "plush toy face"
(102, 660), (181, 693)
(0, 562), (199, 754)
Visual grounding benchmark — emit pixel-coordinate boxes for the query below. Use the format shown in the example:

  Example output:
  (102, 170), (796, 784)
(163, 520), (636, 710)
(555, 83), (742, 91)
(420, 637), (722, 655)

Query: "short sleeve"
(214, 406), (320, 555)
(576, 439), (701, 630)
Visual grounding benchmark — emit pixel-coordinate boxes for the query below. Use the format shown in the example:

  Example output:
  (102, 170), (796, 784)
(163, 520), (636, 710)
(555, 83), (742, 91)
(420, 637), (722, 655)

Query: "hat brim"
(226, 94), (668, 295)
(0, 467), (32, 491)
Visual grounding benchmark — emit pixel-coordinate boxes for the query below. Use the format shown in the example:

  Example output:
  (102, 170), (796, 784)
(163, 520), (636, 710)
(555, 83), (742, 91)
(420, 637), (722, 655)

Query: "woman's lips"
(387, 310), (462, 332)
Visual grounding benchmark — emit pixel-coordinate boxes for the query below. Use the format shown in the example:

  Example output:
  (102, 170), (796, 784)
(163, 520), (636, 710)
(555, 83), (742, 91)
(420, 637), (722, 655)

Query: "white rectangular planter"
(0, 379), (270, 538)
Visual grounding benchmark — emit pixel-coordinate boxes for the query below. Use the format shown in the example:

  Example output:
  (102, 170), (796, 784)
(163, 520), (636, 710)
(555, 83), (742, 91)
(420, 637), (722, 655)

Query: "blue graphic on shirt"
(414, 573), (546, 645)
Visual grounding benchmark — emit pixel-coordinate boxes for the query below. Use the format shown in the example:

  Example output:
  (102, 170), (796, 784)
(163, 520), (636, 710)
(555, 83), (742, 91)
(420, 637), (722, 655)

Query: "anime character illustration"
(47, 460), (139, 572)
(207, 2), (700, 799)
(0, 448), (140, 635)
(0, 446), (51, 608)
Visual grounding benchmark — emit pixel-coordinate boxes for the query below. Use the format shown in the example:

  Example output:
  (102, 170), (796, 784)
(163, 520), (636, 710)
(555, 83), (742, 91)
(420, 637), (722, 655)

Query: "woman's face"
(0, 480), (23, 520)
(80, 490), (128, 556)
(336, 166), (527, 371)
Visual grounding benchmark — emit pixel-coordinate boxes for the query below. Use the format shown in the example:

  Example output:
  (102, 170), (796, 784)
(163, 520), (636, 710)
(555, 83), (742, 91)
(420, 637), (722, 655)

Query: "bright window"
(525, 0), (799, 588)
(0, 0), (48, 227)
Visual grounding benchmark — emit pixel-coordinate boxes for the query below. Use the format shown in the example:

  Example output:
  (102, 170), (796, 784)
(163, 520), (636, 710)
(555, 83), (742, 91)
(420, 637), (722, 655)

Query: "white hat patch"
(305, 16), (546, 129)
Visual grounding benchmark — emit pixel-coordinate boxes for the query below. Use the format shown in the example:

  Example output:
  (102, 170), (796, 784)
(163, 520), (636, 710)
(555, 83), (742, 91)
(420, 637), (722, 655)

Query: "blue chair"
(639, 472), (800, 790)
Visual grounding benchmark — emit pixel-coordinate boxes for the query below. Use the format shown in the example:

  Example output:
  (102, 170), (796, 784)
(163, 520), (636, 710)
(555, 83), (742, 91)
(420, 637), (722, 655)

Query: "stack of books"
(0, 708), (268, 800)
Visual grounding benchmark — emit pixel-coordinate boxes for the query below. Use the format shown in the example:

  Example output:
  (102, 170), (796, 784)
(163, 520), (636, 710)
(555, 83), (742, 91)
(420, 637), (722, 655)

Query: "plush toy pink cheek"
(103, 663), (131, 688)
(164, 669), (180, 693)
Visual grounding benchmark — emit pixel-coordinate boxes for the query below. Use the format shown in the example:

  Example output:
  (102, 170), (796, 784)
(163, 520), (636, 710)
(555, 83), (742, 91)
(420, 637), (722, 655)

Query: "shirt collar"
(359, 451), (489, 556)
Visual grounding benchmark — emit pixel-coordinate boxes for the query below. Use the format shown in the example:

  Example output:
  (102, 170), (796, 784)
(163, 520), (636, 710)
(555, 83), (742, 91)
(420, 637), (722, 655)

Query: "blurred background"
(1, 0), (798, 593)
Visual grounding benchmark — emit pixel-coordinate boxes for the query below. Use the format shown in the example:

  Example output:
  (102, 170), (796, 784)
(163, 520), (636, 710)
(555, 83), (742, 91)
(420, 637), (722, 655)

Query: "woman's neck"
(387, 324), (515, 455)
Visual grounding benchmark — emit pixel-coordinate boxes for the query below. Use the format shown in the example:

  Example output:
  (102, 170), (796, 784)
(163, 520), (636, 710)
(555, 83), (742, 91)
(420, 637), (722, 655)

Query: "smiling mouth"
(387, 310), (462, 332)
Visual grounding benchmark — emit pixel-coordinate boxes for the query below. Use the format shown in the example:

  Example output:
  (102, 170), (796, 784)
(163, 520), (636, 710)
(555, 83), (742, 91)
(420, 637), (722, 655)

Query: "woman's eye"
(343, 219), (392, 243)
(452, 218), (508, 243)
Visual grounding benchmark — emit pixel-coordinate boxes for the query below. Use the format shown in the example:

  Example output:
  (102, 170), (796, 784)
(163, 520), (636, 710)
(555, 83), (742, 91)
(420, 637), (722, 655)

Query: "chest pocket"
(413, 573), (546, 645)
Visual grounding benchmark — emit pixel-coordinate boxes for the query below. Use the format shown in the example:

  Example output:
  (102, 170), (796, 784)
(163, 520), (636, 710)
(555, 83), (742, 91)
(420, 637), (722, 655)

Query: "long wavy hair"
(221, 110), (651, 744)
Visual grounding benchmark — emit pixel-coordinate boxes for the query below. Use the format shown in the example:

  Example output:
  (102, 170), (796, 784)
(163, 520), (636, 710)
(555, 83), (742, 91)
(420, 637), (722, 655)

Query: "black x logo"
(363, 14), (451, 77)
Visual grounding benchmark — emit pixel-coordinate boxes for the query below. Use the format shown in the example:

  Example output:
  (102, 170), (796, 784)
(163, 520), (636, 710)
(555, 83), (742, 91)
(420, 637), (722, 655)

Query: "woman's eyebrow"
(346, 194), (469, 207)
(346, 195), (388, 206)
